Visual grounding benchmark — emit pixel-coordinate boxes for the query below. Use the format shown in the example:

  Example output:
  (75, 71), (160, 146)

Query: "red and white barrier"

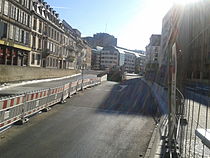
(0, 75), (106, 131)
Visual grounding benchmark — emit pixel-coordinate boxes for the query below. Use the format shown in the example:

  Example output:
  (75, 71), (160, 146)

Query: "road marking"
(118, 85), (127, 91)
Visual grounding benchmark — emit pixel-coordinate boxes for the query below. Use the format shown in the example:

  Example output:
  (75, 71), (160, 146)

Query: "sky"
(45, 0), (175, 50)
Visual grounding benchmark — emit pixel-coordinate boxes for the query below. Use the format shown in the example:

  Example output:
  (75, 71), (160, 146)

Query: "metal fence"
(145, 2), (210, 157)
(0, 76), (105, 131)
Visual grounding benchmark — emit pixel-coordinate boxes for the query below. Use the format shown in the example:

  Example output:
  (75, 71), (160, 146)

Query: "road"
(0, 79), (157, 158)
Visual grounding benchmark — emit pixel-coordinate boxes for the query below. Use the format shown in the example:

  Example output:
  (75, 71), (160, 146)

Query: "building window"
(26, 32), (29, 45)
(50, 58), (52, 67)
(39, 21), (42, 33)
(32, 36), (36, 49)
(48, 27), (51, 37)
(33, 18), (37, 30)
(51, 28), (53, 38)
(31, 53), (35, 64)
(19, 10), (23, 23)
(15, 27), (19, 41)
(27, 15), (30, 27)
(36, 54), (40, 65)
(10, 4), (14, 19)
(9, 24), (14, 39)
(24, 31), (27, 44)
(22, 12), (25, 24)
(2, 22), (8, 38)
(38, 38), (41, 49)
(18, 9), (22, 22)
(4, 1), (8, 16)
(21, 30), (24, 43)
(15, 8), (18, 21)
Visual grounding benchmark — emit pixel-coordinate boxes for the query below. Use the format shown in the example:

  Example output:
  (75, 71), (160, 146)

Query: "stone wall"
(0, 65), (79, 83)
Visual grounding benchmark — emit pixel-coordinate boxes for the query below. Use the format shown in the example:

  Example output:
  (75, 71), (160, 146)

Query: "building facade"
(0, 0), (32, 66)
(145, 34), (161, 66)
(0, 0), (91, 70)
(100, 46), (119, 70)
(90, 46), (145, 73)
(145, 34), (161, 81)
(91, 46), (102, 70)
(83, 33), (117, 48)
(176, 2), (210, 82)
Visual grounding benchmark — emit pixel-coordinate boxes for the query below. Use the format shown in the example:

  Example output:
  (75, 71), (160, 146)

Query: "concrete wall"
(0, 65), (79, 83)
(100, 74), (107, 82)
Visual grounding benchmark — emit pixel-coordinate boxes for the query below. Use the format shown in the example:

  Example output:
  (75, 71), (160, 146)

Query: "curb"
(144, 124), (159, 157)
(144, 115), (167, 158)
(0, 73), (81, 91)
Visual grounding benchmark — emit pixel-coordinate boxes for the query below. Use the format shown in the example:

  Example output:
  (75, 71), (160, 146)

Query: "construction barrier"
(82, 78), (90, 89)
(69, 81), (77, 96)
(0, 95), (24, 129)
(62, 83), (70, 101)
(0, 74), (107, 131)
(24, 89), (49, 117)
(45, 86), (63, 108)
(76, 79), (82, 91)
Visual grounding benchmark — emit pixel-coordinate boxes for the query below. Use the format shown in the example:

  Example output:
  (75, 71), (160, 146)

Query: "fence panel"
(0, 95), (25, 129)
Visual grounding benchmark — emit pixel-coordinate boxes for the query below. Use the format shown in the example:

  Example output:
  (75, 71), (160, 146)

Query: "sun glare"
(173, 0), (201, 5)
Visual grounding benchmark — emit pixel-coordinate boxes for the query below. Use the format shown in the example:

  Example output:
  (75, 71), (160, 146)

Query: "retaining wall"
(0, 65), (79, 83)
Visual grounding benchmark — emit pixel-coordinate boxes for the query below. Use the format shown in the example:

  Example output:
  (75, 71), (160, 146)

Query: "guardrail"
(0, 75), (106, 131)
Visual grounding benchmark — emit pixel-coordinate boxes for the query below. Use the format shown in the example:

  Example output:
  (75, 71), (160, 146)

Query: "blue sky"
(46, 0), (174, 50)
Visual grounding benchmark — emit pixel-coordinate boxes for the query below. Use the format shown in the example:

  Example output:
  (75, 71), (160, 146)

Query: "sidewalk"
(142, 78), (168, 157)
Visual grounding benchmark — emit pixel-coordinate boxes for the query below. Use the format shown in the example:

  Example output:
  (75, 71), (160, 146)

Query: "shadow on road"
(95, 78), (163, 120)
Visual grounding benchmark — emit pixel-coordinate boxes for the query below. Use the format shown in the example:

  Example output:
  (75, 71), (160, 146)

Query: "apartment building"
(100, 46), (119, 70)
(0, 0), (32, 66)
(83, 33), (117, 48)
(145, 34), (161, 65)
(93, 46), (145, 73)
(62, 20), (78, 69)
(91, 46), (102, 70)
(176, 2), (210, 81)
(0, 0), (91, 70)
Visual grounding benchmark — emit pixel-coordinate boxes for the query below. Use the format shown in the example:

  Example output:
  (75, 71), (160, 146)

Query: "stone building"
(145, 34), (161, 81)
(83, 33), (117, 48)
(83, 42), (92, 69)
(91, 46), (145, 73)
(62, 20), (77, 69)
(176, 2), (210, 82)
(100, 46), (119, 70)
(91, 46), (102, 70)
(159, 2), (210, 84)
(0, 0), (32, 66)
(145, 34), (161, 66)
(0, 0), (91, 70)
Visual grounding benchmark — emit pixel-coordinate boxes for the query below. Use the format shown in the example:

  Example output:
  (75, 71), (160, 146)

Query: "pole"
(81, 64), (84, 91)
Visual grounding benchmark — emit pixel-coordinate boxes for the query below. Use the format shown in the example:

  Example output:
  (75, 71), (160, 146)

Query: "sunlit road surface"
(124, 74), (142, 80)
(0, 79), (156, 158)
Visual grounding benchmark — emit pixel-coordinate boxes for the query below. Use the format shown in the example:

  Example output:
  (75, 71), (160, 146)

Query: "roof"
(114, 47), (146, 58)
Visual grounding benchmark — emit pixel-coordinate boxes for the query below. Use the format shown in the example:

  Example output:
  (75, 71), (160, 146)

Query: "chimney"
(55, 13), (59, 18)
(49, 7), (53, 12)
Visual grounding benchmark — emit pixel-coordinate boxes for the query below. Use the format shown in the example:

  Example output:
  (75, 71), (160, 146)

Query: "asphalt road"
(0, 79), (157, 158)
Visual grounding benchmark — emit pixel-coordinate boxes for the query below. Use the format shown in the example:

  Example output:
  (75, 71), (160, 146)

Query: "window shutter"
(9, 24), (13, 39)
(24, 31), (26, 44)
(4, 1), (8, 16)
